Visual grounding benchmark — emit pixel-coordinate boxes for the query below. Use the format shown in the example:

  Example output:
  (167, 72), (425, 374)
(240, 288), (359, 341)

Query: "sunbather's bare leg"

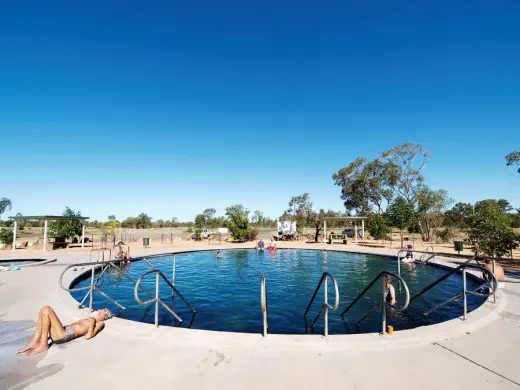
(17, 307), (46, 353)
(21, 307), (67, 356)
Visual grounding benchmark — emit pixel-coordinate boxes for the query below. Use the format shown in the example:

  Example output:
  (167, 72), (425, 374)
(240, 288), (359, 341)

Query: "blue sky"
(1, 1), (519, 221)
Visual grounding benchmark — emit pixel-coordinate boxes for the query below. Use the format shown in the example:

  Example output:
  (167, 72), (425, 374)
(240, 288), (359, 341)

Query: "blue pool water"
(71, 249), (485, 335)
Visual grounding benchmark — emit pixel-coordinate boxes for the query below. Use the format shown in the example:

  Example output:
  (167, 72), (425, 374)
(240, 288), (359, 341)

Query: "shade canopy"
(9, 215), (89, 221)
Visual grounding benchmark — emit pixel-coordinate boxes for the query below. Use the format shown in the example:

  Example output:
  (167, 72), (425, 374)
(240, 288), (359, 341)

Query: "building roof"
(318, 216), (367, 221)
(9, 215), (90, 221)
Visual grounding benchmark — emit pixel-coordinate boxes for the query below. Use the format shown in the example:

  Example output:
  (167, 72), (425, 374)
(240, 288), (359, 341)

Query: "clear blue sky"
(1, 1), (519, 221)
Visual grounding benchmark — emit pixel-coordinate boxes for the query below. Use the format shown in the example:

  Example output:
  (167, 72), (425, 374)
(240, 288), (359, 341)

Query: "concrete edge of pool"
(3, 243), (519, 390)
(61, 246), (505, 351)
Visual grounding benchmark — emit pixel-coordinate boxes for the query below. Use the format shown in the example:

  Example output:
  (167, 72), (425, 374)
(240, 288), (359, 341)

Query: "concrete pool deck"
(1, 243), (519, 389)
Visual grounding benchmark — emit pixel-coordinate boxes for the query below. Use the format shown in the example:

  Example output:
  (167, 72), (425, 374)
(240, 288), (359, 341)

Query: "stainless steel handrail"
(410, 262), (498, 320)
(59, 260), (126, 312)
(260, 273), (268, 337)
(134, 260), (196, 327)
(303, 272), (339, 337)
(90, 248), (112, 263)
(341, 271), (410, 335)
(396, 249), (438, 277)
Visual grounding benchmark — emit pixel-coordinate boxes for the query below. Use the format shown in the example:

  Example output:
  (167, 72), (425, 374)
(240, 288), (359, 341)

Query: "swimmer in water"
(216, 250), (222, 258)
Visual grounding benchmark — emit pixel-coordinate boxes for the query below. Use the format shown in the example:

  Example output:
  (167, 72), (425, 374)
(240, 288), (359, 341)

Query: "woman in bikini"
(17, 306), (113, 356)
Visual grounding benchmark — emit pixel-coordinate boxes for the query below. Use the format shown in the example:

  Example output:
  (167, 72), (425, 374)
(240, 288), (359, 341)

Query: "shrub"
(0, 228), (13, 246)
(366, 214), (391, 240)
(436, 227), (455, 243)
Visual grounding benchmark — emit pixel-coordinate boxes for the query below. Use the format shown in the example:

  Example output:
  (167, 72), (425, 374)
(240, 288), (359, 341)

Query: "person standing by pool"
(17, 307), (113, 356)
(384, 276), (396, 306)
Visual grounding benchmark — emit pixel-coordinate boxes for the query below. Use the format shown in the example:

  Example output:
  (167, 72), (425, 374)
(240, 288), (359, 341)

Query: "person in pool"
(216, 250), (222, 258)
(257, 239), (265, 251)
(402, 244), (414, 263)
(384, 276), (396, 306)
(17, 307), (113, 356)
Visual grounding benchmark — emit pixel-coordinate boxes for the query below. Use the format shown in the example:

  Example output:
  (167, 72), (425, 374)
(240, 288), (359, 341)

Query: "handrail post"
(324, 274), (328, 337)
(492, 260), (496, 303)
(89, 267), (95, 311)
(462, 268), (467, 321)
(172, 255), (176, 288)
(381, 277), (387, 335)
(155, 272), (160, 327)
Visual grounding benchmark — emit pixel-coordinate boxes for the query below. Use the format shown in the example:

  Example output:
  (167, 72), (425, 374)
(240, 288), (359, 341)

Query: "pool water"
(71, 249), (485, 335)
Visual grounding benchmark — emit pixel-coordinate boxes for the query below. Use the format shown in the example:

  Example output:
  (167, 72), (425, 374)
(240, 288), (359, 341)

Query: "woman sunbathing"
(17, 306), (113, 356)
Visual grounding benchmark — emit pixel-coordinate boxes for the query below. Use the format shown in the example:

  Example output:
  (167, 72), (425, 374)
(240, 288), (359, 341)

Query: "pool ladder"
(304, 272), (340, 337)
(341, 271), (410, 335)
(59, 257), (196, 327)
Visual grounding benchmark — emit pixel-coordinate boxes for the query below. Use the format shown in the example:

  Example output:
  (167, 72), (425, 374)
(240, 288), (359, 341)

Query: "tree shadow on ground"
(0, 318), (64, 390)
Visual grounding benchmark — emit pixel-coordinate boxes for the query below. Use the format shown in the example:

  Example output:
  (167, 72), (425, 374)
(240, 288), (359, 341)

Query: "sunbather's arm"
(85, 319), (105, 340)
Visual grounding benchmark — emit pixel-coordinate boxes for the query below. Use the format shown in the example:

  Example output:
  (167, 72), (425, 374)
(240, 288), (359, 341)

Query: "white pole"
(323, 221), (327, 244)
(362, 219), (365, 239)
(81, 222), (85, 249)
(12, 220), (17, 251)
(43, 220), (48, 252)
(355, 223), (358, 244)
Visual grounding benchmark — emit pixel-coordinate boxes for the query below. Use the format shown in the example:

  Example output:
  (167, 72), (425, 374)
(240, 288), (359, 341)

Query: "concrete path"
(1, 245), (519, 390)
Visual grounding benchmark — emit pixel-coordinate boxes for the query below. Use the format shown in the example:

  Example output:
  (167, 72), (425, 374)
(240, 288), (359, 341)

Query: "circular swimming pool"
(70, 249), (485, 335)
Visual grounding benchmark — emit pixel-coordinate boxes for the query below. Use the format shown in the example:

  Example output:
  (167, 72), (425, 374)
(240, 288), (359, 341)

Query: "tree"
(108, 215), (116, 221)
(282, 193), (314, 232)
(366, 213), (391, 240)
(380, 142), (430, 206)
(333, 143), (429, 215)
(48, 207), (83, 240)
(506, 150), (520, 174)
(0, 228), (13, 246)
(136, 213), (152, 229)
(466, 200), (520, 257)
(415, 187), (453, 241)
(387, 197), (415, 247)
(0, 198), (12, 218)
(444, 202), (474, 229)
(225, 204), (257, 242)
(333, 158), (395, 213)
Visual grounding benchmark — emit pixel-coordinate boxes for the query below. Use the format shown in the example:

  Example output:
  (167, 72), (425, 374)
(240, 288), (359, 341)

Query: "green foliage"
(444, 202), (474, 229)
(505, 150), (520, 174)
(0, 228), (13, 245)
(282, 193), (314, 231)
(436, 227), (455, 243)
(366, 214), (391, 240)
(332, 158), (395, 213)
(466, 200), (520, 257)
(380, 142), (430, 205)
(387, 197), (415, 231)
(333, 143), (429, 215)
(415, 187), (453, 241)
(121, 213), (152, 229)
(225, 204), (258, 242)
(48, 207), (83, 239)
(0, 198), (12, 216)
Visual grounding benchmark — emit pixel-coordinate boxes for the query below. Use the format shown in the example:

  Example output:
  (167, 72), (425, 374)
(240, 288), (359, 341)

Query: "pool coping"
(59, 245), (504, 350)
(0, 258), (57, 268)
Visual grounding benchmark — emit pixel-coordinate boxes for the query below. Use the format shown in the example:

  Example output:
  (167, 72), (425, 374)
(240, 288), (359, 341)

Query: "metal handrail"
(260, 273), (268, 337)
(90, 248), (112, 263)
(410, 262), (498, 320)
(59, 260), (126, 312)
(134, 262), (196, 328)
(304, 272), (339, 337)
(341, 271), (410, 335)
(396, 249), (438, 277)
